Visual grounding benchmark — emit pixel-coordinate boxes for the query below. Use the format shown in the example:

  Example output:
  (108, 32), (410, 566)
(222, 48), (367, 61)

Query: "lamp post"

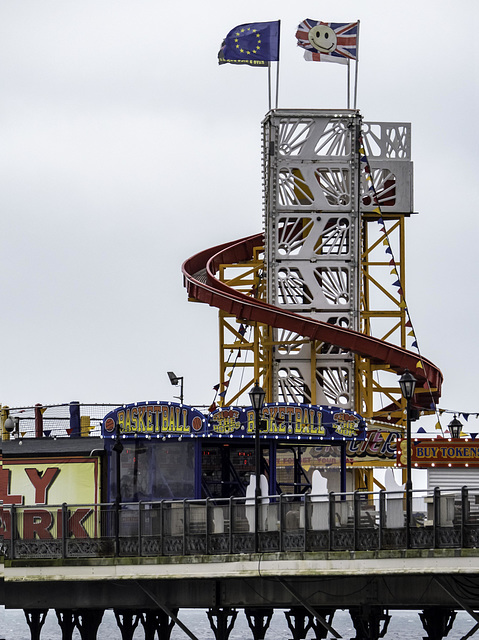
(112, 423), (124, 555)
(448, 415), (462, 439)
(399, 369), (417, 549)
(167, 371), (184, 404)
(249, 381), (266, 553)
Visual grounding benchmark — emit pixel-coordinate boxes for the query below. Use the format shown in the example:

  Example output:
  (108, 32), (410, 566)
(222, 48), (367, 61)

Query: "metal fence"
(3, 487), (479, 560)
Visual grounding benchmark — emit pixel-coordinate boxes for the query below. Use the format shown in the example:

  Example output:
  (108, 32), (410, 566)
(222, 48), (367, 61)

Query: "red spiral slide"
(182, 233), (442, 411)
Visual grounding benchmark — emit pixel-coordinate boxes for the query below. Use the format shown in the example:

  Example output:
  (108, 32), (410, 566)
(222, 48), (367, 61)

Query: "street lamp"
(167, 371), (184, 404)
(112, 423), (123, 555)
(399, 369), (417, 549)
(448, 415), (462, 439)
(249, 381), (266, 552)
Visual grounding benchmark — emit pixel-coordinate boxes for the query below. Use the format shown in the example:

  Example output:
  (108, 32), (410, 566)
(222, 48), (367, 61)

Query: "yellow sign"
(1, 456), (100, 506)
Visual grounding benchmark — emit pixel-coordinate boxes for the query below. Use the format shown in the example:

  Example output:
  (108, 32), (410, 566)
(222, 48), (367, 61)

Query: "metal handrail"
(3, 487), (479, 560)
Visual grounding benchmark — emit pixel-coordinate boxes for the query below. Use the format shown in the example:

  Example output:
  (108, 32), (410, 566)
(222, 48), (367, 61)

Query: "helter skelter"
(184, 20), (443, 493)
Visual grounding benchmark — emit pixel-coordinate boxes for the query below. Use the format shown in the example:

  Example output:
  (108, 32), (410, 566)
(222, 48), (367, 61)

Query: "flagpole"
(353, 20), (360, 109)
(275, 62), (280, 109)
(268, 63), (272, 111)
(275, 20), (281, 109)
(347, 60), (351, 109)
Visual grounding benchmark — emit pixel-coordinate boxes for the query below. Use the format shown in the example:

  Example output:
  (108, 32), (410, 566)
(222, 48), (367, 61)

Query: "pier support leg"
(309, 610), (336, 639)
(24, 609), (48, 640)
(419, 607), (456, 639)
(349, 606), (390, 640)
(245, 607), (274, 640)
(139, 610), (178, 640)
(207, 607), (238, 640)
(55, 610), (76, 640)
(74, 609), (105, 640)
(114, 609), (141, 640)
(284, 608), (312, 640)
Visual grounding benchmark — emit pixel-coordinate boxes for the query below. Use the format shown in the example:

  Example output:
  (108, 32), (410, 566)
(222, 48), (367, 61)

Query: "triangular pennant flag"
(416, 360), (424, 369)
(21, 431), (27, 437)
(66, 428), (73, 435)
(44, 430), (51, 438)
(417, 427), (426, 433)
(223, 380), (230, 388)
(408, 330), (415, 336)
(470, 433), (478, 440)
(382, 239), (389, 246)
(392, 280), (401, 287)
(411, 341), (418, 348)
(439, 409), (445, 414)
(397, 288), (403, 296)
(435, 421), (442, 430)
(208, 402), (217, 413)
(218, 391), (227, 398)
(389, 258), (395, 266)
(213, 383), (220, 391)
(405, 320), (412, 327)
(462, 413), (470, 421)
(385, 247), (392, 255)
(372, 207), (381, 215)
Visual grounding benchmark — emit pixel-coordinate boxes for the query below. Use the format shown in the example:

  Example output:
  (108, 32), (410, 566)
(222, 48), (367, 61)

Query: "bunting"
(359, 132), (444, 432)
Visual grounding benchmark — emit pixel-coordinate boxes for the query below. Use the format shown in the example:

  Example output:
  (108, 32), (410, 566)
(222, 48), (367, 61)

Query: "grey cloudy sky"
(1, 1), (478, 432)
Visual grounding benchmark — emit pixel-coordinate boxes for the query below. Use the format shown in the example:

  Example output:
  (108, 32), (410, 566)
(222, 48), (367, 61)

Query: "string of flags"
(358, 136), (447, 433)
(209, 322), (250, 412)
(358, 136), (422, 357)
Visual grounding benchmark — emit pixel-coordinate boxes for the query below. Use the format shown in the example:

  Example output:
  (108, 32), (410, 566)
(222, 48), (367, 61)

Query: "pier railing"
(3, 487), (479, 560)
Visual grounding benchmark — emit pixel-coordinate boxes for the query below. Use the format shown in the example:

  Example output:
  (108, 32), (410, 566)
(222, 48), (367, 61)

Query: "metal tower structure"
(184, 109), (441, 427)
(263, 110), (362, 409)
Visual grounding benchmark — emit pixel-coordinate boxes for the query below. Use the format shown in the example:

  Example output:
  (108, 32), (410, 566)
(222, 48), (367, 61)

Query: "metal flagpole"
(275, 20), (281, 109)
(353, 20), (360, 109)
(268, 63), (272, 111)
(347, 60), (351, 109)
(275, 62), (280, 109)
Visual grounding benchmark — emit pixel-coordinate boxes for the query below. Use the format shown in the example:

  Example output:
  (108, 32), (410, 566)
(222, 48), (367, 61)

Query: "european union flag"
(219, 21), (280, 66)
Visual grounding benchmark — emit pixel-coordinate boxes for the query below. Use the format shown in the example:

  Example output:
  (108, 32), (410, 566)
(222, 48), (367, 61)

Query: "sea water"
(1, 607), (477, 639)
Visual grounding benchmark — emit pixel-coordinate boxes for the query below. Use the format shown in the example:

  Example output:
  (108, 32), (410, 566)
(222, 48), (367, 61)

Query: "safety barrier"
(3, 487), (479, 559)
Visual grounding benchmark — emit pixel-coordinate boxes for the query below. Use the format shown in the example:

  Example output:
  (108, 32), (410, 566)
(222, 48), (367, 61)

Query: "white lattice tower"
(262, 110), (414, 414)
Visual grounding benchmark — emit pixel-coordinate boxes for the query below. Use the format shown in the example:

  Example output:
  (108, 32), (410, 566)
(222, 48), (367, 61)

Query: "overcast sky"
(1, 1), (478, 434)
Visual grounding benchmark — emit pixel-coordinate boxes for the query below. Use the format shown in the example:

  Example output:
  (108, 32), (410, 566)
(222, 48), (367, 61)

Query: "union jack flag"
(296, 19), (358, 64)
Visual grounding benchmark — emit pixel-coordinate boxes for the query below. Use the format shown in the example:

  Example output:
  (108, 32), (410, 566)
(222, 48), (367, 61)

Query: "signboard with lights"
(102, 402), (366, 441)
(397, 438), (479, 468)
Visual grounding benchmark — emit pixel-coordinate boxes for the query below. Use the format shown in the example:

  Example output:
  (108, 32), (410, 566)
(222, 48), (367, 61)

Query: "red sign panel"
(397, 439), (479, 467)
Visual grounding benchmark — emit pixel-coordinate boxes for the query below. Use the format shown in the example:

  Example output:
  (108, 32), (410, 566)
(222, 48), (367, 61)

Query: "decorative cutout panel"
(314, 167), (351, 207)
(278, 119), (314, 157)
(275, 216), (350, 258)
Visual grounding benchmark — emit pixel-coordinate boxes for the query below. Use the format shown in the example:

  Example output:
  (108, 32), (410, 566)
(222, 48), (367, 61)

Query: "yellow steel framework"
(357, 213), (408, 425)
(217, 247), (273, 407)
(214, 217), (426, 490)
(216, 215), (416, 426)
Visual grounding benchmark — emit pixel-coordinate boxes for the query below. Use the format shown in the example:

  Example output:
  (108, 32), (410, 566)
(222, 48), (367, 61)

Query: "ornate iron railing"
(3, 487), (479, 560)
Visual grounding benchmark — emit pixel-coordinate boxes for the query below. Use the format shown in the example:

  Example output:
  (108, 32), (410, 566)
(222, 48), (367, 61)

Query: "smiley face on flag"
(307, 24), (338, 53)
